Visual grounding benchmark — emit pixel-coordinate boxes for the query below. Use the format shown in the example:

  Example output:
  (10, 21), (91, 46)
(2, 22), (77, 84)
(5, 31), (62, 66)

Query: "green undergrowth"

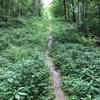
(50, 18), (100, 100)
(0, 17), (54, 100)
(51, 18), (96, 46)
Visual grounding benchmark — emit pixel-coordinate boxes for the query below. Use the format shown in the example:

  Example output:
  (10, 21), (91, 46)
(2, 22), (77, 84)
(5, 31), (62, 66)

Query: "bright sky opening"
(43, 0), (52, 7)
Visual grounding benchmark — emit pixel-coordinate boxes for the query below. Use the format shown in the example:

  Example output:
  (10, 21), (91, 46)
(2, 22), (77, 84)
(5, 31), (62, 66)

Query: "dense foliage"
(1, 0), (100, 99)
(50, 19), (100, 100)
(51, 42), (100, 100)
(49, 0), (64, 17)
(0, 17), (54, 100)
(50, 0), (100, 37)
(0, 0), (42, 18)
(51, 18), (96, 46)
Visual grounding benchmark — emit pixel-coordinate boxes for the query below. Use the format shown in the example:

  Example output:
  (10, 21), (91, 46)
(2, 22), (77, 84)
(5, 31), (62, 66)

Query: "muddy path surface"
(45, 33), (66, 100)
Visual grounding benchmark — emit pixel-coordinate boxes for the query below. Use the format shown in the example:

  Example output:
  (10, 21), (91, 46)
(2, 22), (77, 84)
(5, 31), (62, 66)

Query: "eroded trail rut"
(45, 33), (65, 100)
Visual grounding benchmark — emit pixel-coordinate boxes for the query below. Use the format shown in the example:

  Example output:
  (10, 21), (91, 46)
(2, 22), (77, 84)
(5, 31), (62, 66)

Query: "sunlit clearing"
(43, 0), (52, 7)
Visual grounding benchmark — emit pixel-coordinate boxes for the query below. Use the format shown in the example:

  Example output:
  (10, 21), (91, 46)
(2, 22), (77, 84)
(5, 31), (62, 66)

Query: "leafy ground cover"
(51, 18), (96, 46)
(50, 18), (100, 100)
(0, 17), (54, 100)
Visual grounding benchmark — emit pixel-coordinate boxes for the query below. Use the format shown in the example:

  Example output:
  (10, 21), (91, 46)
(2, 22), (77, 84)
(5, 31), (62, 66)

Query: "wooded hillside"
(50, 0), (100, 36)
(0, 0), (100, 100)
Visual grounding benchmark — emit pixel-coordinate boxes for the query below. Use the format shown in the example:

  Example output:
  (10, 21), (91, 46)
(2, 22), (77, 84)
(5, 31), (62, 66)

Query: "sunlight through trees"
(43, 0), (52, 7)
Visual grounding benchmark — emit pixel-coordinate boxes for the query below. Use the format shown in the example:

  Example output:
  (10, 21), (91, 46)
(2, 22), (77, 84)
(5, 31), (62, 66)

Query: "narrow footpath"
(45, 33), (66, 100)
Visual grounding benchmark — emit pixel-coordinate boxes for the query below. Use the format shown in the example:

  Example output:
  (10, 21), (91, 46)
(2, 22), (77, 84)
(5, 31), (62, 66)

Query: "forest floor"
(45, 32), (67, 100)
(49, 18), (100, 100)
(46, 35), (65, 100)
(0, 17), (55, 100)
(1, 16), (100, 100)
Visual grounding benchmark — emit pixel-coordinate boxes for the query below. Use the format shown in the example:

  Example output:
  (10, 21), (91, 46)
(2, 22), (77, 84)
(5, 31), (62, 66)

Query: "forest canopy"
(0, 0), (42, 17)
(50, 0), (100, 36)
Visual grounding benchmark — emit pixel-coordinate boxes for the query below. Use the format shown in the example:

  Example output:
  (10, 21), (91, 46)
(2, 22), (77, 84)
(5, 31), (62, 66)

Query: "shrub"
(0, 53), (53, 100)
(50, 42), (100, 100)
(0, 17), (54, 100)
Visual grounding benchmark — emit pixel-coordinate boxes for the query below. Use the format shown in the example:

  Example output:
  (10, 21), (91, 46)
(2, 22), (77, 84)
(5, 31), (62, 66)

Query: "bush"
(51, 19), (96, 46)
(0, 17), (54, 100)
(0, 17), (48, 49)
(50, 42), (100, 100)
(0, 53), (53, 100)
(77, 18), (100, 37)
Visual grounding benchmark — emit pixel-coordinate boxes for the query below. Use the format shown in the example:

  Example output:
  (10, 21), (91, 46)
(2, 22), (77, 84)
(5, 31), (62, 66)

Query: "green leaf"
(9, 96), (14, 100)
(15, 94), (21, 100)
(18, 87), (24, 91)
(95, 94), (100, 100)
(18, 92), (28, 96)
(7, 78), (13, 83)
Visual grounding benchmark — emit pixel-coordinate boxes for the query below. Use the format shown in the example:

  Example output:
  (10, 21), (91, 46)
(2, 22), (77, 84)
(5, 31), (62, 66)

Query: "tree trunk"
(66, 0), (71, 22)
(97, 1), (100, 25)
(78, 1), (84, 25)
(63, 0), (67, 19)
(71, 0), (76, 22)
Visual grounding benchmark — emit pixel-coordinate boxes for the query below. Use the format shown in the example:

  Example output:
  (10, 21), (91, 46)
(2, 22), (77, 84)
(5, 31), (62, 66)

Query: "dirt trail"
(45, 33), (66, 100)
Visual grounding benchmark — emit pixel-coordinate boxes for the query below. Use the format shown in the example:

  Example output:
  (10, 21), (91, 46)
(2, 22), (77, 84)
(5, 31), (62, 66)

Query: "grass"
(0, 17), (54, 100)
(50, 18), (100, 100)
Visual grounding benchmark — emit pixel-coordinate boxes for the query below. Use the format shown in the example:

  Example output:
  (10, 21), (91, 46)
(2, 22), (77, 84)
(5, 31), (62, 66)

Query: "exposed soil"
(45, 33), (66, 100)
